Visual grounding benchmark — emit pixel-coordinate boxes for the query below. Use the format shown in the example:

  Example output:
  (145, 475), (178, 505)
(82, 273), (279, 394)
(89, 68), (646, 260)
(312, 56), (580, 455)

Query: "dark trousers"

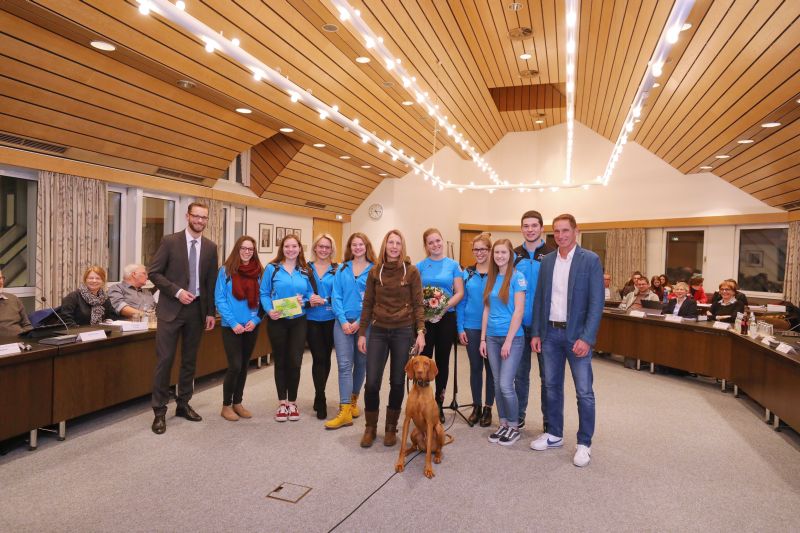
(221, 327), (259, 406)
(152, 301), (203, 416)
(365, 325), (414, 411)
(421, 311), (456, 400)
(307, 319), (334, 401)
(465, 328), (495, 406)
(267, 316), (307, 402)
(515, 326), (548, 426)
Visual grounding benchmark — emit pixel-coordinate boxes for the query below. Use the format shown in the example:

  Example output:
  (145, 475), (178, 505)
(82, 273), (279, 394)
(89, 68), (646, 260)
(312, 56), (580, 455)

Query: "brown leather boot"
(384, 408), (401, 447)
(360, 410), (379, 448)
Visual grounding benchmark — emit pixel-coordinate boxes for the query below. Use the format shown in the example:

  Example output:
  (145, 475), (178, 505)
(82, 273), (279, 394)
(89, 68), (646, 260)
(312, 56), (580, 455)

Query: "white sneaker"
(573, 444), (591, 467)
(530, 433), (564, 451)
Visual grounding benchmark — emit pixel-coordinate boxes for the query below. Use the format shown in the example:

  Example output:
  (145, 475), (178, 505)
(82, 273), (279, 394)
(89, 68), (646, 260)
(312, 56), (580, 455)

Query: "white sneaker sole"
(530, 440), (563, 451)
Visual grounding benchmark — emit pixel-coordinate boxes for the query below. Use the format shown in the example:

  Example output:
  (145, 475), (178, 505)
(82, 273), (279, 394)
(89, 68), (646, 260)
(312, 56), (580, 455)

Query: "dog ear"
(405, 357), (415, 380)
(426, 358), (438, 382)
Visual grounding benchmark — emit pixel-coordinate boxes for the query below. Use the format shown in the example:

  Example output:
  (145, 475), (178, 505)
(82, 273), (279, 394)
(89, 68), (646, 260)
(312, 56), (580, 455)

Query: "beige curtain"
(605, 228), (646, 291)
(36, 171), (108, 308)
(202, 198), (225, 265)
(784, 221), (800, 303)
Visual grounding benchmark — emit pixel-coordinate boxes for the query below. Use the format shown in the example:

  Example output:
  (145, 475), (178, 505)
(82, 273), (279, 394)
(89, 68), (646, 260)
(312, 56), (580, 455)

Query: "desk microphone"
(40, 296), (71, 332)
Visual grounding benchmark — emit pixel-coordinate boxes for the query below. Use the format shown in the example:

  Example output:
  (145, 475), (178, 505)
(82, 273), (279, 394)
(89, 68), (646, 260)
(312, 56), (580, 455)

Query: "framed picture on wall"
(276, 227), (286, 243)
(293, 229), (302, 242)
(258, 223), (273, 254)
(745, 250), (764, 268)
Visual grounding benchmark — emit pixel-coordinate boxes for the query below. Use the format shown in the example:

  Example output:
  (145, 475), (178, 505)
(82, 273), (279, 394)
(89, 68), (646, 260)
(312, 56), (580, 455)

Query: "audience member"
(603, 273), (620, 302)
(108, 264), (156, 319)
(689, 276), (708, 303)
(650, 275), (664, 300)
(619, 276), (660, 311)
(663, 282), (698, 318)
(61, 266), (117, 326)
(620, 271), (643, 298)
(659, 274), (672, 293)
(709, 280), (746, 323)
(0, 269), (32, 336)
(711, 278), (749, 306)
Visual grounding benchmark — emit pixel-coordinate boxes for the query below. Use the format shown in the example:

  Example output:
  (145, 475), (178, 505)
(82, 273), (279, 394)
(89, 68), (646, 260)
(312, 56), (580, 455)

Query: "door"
(312, 218), (344, 263)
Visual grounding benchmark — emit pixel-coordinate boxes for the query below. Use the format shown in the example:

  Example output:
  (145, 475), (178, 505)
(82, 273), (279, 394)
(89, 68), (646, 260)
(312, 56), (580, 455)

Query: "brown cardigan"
(359, 259), (425, 333)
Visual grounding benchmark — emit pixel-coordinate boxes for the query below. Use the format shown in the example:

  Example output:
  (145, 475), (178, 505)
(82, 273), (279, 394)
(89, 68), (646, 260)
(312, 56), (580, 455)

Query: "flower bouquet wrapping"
(423, 286), (449, 323)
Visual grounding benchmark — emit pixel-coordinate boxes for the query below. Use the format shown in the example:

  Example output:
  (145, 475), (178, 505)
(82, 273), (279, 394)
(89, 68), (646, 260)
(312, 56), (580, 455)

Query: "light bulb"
(138, 1), (150, 15)
(231, 38), (240, 47)
(176, 0), (185, 10)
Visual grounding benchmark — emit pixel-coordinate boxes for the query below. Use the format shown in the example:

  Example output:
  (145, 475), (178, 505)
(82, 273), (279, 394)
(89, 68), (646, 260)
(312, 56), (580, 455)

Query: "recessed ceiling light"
(335, 214), (343, 220)
(681, 23), (692, 31)
(519, 53), (532, 60)
(761, 122), (781, 128)
(634, 119), (641, 123)
(379, 172), (388, 176)
(508, 2), (524, 11)
(401, 101), (413, 106)
(382, 81), (394, 88)
(652, 82), (661, 88)
(322, 23), (339, 32)
(339, 155), (350, 159)
(176, 79), (196, 89)
(312, 143), (325, 148)
(535, 120), (544, 124)
(235, 107), (252, 114)
(360, 165), (371, 169)
(715, 154), (730, 159)
(355, 56), (371, 64)
(90, 40), (116, 51)
(737, 139), (754, 144)
(699, 166), (713, 170)
(279, 127), (294, 133)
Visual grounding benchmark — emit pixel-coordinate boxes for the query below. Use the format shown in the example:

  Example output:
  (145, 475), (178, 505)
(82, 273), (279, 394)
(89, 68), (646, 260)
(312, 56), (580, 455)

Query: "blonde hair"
(82, 265), (107, 284)
(310, 233), (337, 262)
(378, 229), (408, 266)
(674, 281), (689, 292)
(719, 280), (736, 291)
(472, 232), (492, 249)
(422, 228), (443, 256)
(483, 239), (515, 305)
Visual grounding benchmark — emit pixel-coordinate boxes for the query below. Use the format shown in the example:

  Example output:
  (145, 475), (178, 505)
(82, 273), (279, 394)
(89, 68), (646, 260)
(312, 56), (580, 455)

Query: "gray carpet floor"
(1, 352), (799, 532)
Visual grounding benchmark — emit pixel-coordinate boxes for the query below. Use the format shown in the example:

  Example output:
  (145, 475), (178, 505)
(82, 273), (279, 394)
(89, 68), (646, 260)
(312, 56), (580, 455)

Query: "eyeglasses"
(240, 246), (255, 252)
(472, 248), (489, 253)
(316, 245), (332, 250)
(188, 213), (209, 221)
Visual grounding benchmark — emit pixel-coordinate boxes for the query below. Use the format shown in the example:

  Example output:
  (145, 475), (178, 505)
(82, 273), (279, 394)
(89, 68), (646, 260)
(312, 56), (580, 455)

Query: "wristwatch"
(417, 328), (426, 335)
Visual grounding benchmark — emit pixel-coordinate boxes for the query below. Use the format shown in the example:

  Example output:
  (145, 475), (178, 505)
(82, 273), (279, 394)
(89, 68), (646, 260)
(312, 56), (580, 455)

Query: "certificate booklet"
(272, 296), (302, 318)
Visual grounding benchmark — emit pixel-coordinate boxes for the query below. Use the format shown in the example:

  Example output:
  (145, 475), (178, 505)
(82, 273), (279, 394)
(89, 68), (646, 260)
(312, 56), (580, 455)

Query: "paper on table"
(664, 315), (683, 323)
(766, 304), (787, 313)
(272, 296), (303, 318)
(628, 310), (646, 318)
(712, 321), (731, 330)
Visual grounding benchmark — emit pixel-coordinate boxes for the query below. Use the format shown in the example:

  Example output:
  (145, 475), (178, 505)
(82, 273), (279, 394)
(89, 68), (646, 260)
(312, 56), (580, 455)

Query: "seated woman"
(663, 282), (697, 318)
(650, 275), (664, 300)
(689, 276), (708, 303)
(711, 278), (749, 306)
(708, 280), (745, 323)
(61, 266), (117, 326)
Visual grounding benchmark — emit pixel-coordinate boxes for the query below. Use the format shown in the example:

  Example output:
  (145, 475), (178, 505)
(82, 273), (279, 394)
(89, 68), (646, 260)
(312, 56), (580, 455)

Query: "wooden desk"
(0, 341), (56, 446)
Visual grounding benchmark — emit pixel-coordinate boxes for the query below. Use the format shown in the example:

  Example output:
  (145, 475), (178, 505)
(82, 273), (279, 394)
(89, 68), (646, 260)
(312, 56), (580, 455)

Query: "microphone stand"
(40, 296), (71, 333)
(442, 331), (472, 426)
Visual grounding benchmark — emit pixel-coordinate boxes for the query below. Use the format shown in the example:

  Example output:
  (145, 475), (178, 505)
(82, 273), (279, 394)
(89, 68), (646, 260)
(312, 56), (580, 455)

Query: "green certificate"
(272, 296), (303, 318)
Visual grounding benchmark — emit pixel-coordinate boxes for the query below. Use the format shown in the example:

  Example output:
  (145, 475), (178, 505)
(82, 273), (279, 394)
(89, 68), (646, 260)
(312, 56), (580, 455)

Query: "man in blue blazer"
(530, 214), (604, 467)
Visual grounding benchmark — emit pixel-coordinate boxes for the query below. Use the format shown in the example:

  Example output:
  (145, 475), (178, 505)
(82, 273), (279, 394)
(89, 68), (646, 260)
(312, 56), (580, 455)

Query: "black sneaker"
(488, 426), (508, 443)
(518, 418), (526, 429)
(499, 427), (520, 446)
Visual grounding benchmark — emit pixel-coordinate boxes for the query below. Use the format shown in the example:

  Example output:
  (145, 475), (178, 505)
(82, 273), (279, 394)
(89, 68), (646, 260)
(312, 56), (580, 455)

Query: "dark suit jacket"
(531, 245), (605, 346)
(663, 297), (698, 318)
(60, 290), (117, 326)
(148, 230), (218, 322)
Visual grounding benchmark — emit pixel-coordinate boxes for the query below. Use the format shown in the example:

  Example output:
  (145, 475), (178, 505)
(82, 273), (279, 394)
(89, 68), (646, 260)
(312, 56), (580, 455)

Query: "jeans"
(221, 327), (259, 405)
(421, 312), (457, 401)
(515, 326), (548, 425)
(541, 324), (595, 446)
(307, 319), (334, 401)
(486, 335), (524, 428)
(333, 319), (368, 405)
(267, 316), (307, 402)
(364, 325), (414, 411)
(464, 329), (494, 406)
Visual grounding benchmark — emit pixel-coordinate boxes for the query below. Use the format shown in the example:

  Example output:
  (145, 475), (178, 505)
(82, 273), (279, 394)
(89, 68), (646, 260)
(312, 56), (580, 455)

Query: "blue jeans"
(541, 324), (595, 446)
(486, 335), (524, 428)
(465, 329), (494, 406)
(515, 326), (548, 424)
(333, 320), (368, 405)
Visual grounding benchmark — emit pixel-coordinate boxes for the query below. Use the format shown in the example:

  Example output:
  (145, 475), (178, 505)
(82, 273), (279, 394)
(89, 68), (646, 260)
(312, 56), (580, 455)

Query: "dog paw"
(434, 456), (442, 464)
(424, 468), (435, 479)
(395, 463), (405, 473)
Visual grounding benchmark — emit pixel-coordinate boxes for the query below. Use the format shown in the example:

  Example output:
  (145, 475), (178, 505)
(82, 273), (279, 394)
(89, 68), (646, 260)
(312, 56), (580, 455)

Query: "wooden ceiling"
(0, 0), (797, 213)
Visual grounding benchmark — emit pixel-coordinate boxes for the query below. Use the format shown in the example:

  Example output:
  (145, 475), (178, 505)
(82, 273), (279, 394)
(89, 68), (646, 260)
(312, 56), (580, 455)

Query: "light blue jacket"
(259, 263), (314, 319)
(456, 266), (488, 333)
(531, 246), (605, 346)
(306, 262), (336, 322)
(331, 260), (373, 324)
(214, 267), (262, 328)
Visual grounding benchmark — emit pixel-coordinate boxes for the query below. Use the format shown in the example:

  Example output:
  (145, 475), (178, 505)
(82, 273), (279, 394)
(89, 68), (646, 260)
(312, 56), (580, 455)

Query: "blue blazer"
(531, 246), (605, 346)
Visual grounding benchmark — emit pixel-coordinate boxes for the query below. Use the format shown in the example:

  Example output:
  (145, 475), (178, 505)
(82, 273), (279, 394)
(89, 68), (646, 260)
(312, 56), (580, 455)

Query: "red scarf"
(232, 261), (261, 309)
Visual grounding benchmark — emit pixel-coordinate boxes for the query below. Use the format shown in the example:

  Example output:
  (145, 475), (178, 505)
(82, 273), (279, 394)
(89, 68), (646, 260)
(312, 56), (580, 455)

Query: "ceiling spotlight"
(519, 52), (532, 60)
(360, 165), (371, 169)
(761, 122), (781, 128)
(715, 154), (730, 159)
(355, 56), (371, 64)
(279, 127), (294, 133)
(535, 120), (544, 124)
(175, 0), (185, 9)
(737, 139), (754, 144)
(322, 23), (339, 32)
(312, 143), (325, 148)
(176, 79), (196, 89)
(652, 82), (660, 88)
(401, 101), (413, 106)
(508, 2), (524, 11)
(335, 214), (343, 220)
(681, 23), (692, 31)
(235, 108), (252, 114)
(699, 166), (713, 170)
(378, 172), (388, 176)
(339, 155), (351, 159)
(90, 40), (116, 51)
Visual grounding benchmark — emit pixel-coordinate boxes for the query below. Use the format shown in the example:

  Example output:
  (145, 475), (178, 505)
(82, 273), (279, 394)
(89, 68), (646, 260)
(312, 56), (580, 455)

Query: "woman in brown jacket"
(357, 229), (425, 448)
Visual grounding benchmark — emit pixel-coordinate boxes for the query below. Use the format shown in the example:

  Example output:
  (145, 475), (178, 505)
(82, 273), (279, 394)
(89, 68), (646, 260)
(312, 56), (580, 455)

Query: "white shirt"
(549, 244), (576, 322)
(183, 228), (202, 296)
(672, 297), (685, 315)
(604, 287), (611, 299)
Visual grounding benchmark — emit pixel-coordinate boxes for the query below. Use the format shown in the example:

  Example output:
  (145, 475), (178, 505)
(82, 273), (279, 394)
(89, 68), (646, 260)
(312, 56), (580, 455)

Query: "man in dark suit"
(530, 214), (604, 467)
(148, 202), (218, 434)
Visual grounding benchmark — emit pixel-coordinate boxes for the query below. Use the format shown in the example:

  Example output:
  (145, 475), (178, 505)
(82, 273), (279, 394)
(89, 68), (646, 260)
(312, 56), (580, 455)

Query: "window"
(737, 227), (788, 294)
(665, 230), (704, 283)
(107, 191), (122, 281)
(0, 174), (37, 288)
(233, 207), (245, 241)
(581, 232), (607, 269)
(141, 196), (175, 266)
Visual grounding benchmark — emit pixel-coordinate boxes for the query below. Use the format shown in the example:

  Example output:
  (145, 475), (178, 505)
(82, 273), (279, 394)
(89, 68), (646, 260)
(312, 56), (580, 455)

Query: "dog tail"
(444, 433), (454, 446)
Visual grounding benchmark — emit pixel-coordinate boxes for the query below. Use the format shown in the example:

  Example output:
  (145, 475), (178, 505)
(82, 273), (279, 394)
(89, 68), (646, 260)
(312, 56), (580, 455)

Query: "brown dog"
(395, 355), (452, 478)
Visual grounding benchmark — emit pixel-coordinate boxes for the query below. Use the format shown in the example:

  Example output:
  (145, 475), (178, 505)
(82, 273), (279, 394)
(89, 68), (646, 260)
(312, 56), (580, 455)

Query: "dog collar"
(414, 379), (431, 387)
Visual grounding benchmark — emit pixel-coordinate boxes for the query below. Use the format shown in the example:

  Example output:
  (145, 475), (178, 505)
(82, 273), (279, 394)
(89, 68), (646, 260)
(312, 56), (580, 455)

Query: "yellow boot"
(350, 394), (361, 419)
(324, 404), (353, 430)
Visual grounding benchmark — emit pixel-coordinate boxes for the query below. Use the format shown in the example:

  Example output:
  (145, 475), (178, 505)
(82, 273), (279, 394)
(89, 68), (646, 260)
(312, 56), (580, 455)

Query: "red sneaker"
(275, 404), (289, 422)
(288, 403), (300, 421)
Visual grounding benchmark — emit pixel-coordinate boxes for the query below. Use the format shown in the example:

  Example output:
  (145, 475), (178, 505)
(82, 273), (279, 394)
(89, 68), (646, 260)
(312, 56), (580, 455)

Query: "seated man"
(619, 275), (660, 311)
(603, 273), (620, 302)
(108, 264), (156, 319)
(0, 269), (32, 336)
(620, 271), (642, 299)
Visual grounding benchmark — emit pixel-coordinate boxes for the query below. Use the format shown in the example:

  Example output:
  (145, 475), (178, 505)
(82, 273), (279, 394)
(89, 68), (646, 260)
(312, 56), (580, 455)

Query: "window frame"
(662, 226), (707, 283)
(139, 191), (178, 267)
(733, 223), (789, 299)
(106, 186), (128, 283)
(0, 166), (38, 297)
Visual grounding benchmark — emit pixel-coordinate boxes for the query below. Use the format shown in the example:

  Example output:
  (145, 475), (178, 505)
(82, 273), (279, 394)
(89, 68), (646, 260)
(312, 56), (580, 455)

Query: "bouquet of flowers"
(423, 286), (449, 323)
